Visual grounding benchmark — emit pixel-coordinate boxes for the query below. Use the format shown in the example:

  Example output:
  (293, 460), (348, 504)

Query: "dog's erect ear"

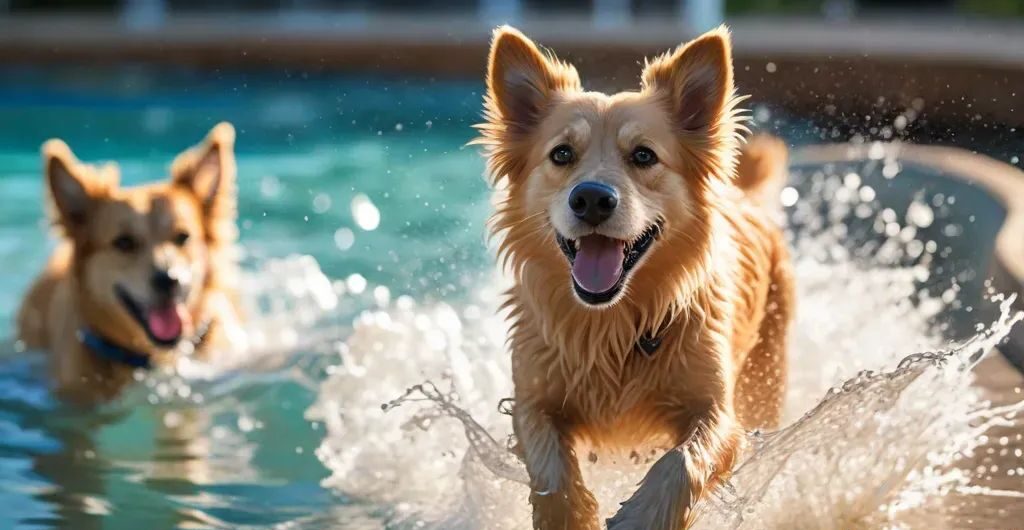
(486, 26), (581, 134)
(171, 122), (237, 240)
(642, 26), (734, 131)
(43, 139), (113, 234)
(172, 122), (235, 208)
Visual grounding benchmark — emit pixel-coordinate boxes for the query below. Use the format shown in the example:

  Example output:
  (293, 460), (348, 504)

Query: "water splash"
(307, 155), (1023, 529)
(308, 282), (524, 527)
(693, 294), (1022, 529)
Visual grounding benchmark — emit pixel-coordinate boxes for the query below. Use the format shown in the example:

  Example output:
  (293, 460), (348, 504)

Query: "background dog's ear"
(486, 26), (581, 134)
(171, 122), (237, 242)
(642, 26), (734, 132)
(172, 122), (235, 207)
(43, 139), (114, 235)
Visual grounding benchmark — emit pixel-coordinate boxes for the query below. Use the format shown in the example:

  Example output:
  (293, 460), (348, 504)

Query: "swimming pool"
(0, 66), (1021, 529)
(0, 66), (498, 529)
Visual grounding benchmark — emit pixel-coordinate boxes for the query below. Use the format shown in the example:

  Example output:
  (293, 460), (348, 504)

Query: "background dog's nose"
(151, 269), (180, 295)
(568, 181), (618, 226)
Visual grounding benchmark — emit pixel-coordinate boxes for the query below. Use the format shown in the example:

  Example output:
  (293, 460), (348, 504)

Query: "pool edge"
(793, 143), (1024, 373)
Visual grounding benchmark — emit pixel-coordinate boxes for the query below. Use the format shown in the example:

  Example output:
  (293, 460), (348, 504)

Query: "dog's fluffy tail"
(734, 134), (788, 208)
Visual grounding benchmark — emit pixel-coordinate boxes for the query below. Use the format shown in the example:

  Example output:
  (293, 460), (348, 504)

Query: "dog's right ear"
(485, 26), (580, 135)
(43, 140), (108, 234)
(171, 122), (237, 244)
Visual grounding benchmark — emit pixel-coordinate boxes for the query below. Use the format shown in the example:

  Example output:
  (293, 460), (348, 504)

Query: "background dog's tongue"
(572, 235), (625, 294)
(147, 305), (183, 342)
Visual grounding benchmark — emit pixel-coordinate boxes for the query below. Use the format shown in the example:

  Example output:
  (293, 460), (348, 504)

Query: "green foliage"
(727, 0), (824, 15)
(957, 0), (1024, 16)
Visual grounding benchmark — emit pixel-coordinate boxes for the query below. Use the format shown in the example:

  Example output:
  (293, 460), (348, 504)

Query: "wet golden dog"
(476, 26), (794, 529)
(16, 123), (242, 403)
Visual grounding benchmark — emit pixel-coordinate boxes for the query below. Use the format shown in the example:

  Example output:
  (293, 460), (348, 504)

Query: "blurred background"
(1, 1), (1023, 529)
(1, 0), (1021, 311)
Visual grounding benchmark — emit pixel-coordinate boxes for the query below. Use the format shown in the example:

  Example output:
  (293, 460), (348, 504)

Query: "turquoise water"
(0, 67), (496, 319)
(1, 66), (1021, 529)
(0, 67), (495, 529)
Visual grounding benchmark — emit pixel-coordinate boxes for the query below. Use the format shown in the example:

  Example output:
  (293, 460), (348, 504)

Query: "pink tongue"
(146, 305), (183, 342)
(571, 235), (626, 294)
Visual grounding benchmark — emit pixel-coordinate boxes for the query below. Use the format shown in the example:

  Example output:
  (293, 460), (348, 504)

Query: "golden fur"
(16, 123), (243, 404)
(476, 26), (794, 529)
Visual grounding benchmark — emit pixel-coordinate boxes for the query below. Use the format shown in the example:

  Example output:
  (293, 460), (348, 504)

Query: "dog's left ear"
(641, 25), (734, 132)
(171, 122), (237, 240)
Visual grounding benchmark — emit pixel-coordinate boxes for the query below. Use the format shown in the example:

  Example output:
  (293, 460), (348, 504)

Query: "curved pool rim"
(793, 142), (1024, 372)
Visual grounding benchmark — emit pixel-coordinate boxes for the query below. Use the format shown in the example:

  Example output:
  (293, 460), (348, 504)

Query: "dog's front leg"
(606, 407), (743, 530)
(514, 402), (600, 530)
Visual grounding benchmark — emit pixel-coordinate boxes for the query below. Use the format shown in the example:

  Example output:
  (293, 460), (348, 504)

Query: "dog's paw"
(605, 510), (643, 530)
(606, 448), (691, 530)
(606, 499), (680, 530)
(606, 500), (691, 530)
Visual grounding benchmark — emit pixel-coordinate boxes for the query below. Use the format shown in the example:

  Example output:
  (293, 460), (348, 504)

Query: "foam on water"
(306, 156), (1024, 529)
(694, 294), (1022, 529)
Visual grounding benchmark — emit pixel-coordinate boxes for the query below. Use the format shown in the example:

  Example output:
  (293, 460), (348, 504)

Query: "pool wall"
(1, 14), (1023, 124)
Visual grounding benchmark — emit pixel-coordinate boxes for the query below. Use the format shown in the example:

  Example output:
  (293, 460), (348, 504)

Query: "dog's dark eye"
(630, 147), (658, 168)
(173, 231), (190, 247)
(549, 144), (576, 166)
(112, 234), (138, 253)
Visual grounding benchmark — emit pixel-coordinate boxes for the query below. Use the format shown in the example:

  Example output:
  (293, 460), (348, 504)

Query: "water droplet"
(352, 194), (381, 231)
(346, 273), (367, 294)
(780, 186), (799, 207)
(334, 227), (355, 251)
(313, 193), (332, 214)
(260, 175), (282, 197)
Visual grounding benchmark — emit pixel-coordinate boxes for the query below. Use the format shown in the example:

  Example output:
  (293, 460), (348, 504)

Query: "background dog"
(476, 25), (794, 530)
(16, 123), (243, 404)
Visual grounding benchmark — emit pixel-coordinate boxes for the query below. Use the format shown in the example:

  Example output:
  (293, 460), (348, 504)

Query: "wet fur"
(476, 26), (794, 529)
(16, 123), (243, 404)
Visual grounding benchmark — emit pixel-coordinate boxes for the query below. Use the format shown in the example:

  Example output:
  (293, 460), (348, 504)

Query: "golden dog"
(16, 123), (242, 404)
(476, 26), (794, 529)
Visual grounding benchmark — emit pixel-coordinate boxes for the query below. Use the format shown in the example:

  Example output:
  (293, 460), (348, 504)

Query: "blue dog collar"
(77, 328), (152, 370)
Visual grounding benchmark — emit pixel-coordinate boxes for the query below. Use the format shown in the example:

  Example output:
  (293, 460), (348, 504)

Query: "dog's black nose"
(151, 269), (180, 295)
(568, 181), (618, 226)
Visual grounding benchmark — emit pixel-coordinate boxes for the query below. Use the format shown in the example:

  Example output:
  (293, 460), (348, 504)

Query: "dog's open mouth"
(115, 285), (186, 347)
(556, 221), (663, 305)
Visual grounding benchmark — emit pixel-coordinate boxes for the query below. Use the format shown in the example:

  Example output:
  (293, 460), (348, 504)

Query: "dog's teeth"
(573, 240), (580, 251)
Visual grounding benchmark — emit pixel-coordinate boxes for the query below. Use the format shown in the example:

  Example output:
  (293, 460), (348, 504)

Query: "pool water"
(0, 66), (1021, 529)
(0, 66), (497, 314)
(0, 67), (494, 529)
